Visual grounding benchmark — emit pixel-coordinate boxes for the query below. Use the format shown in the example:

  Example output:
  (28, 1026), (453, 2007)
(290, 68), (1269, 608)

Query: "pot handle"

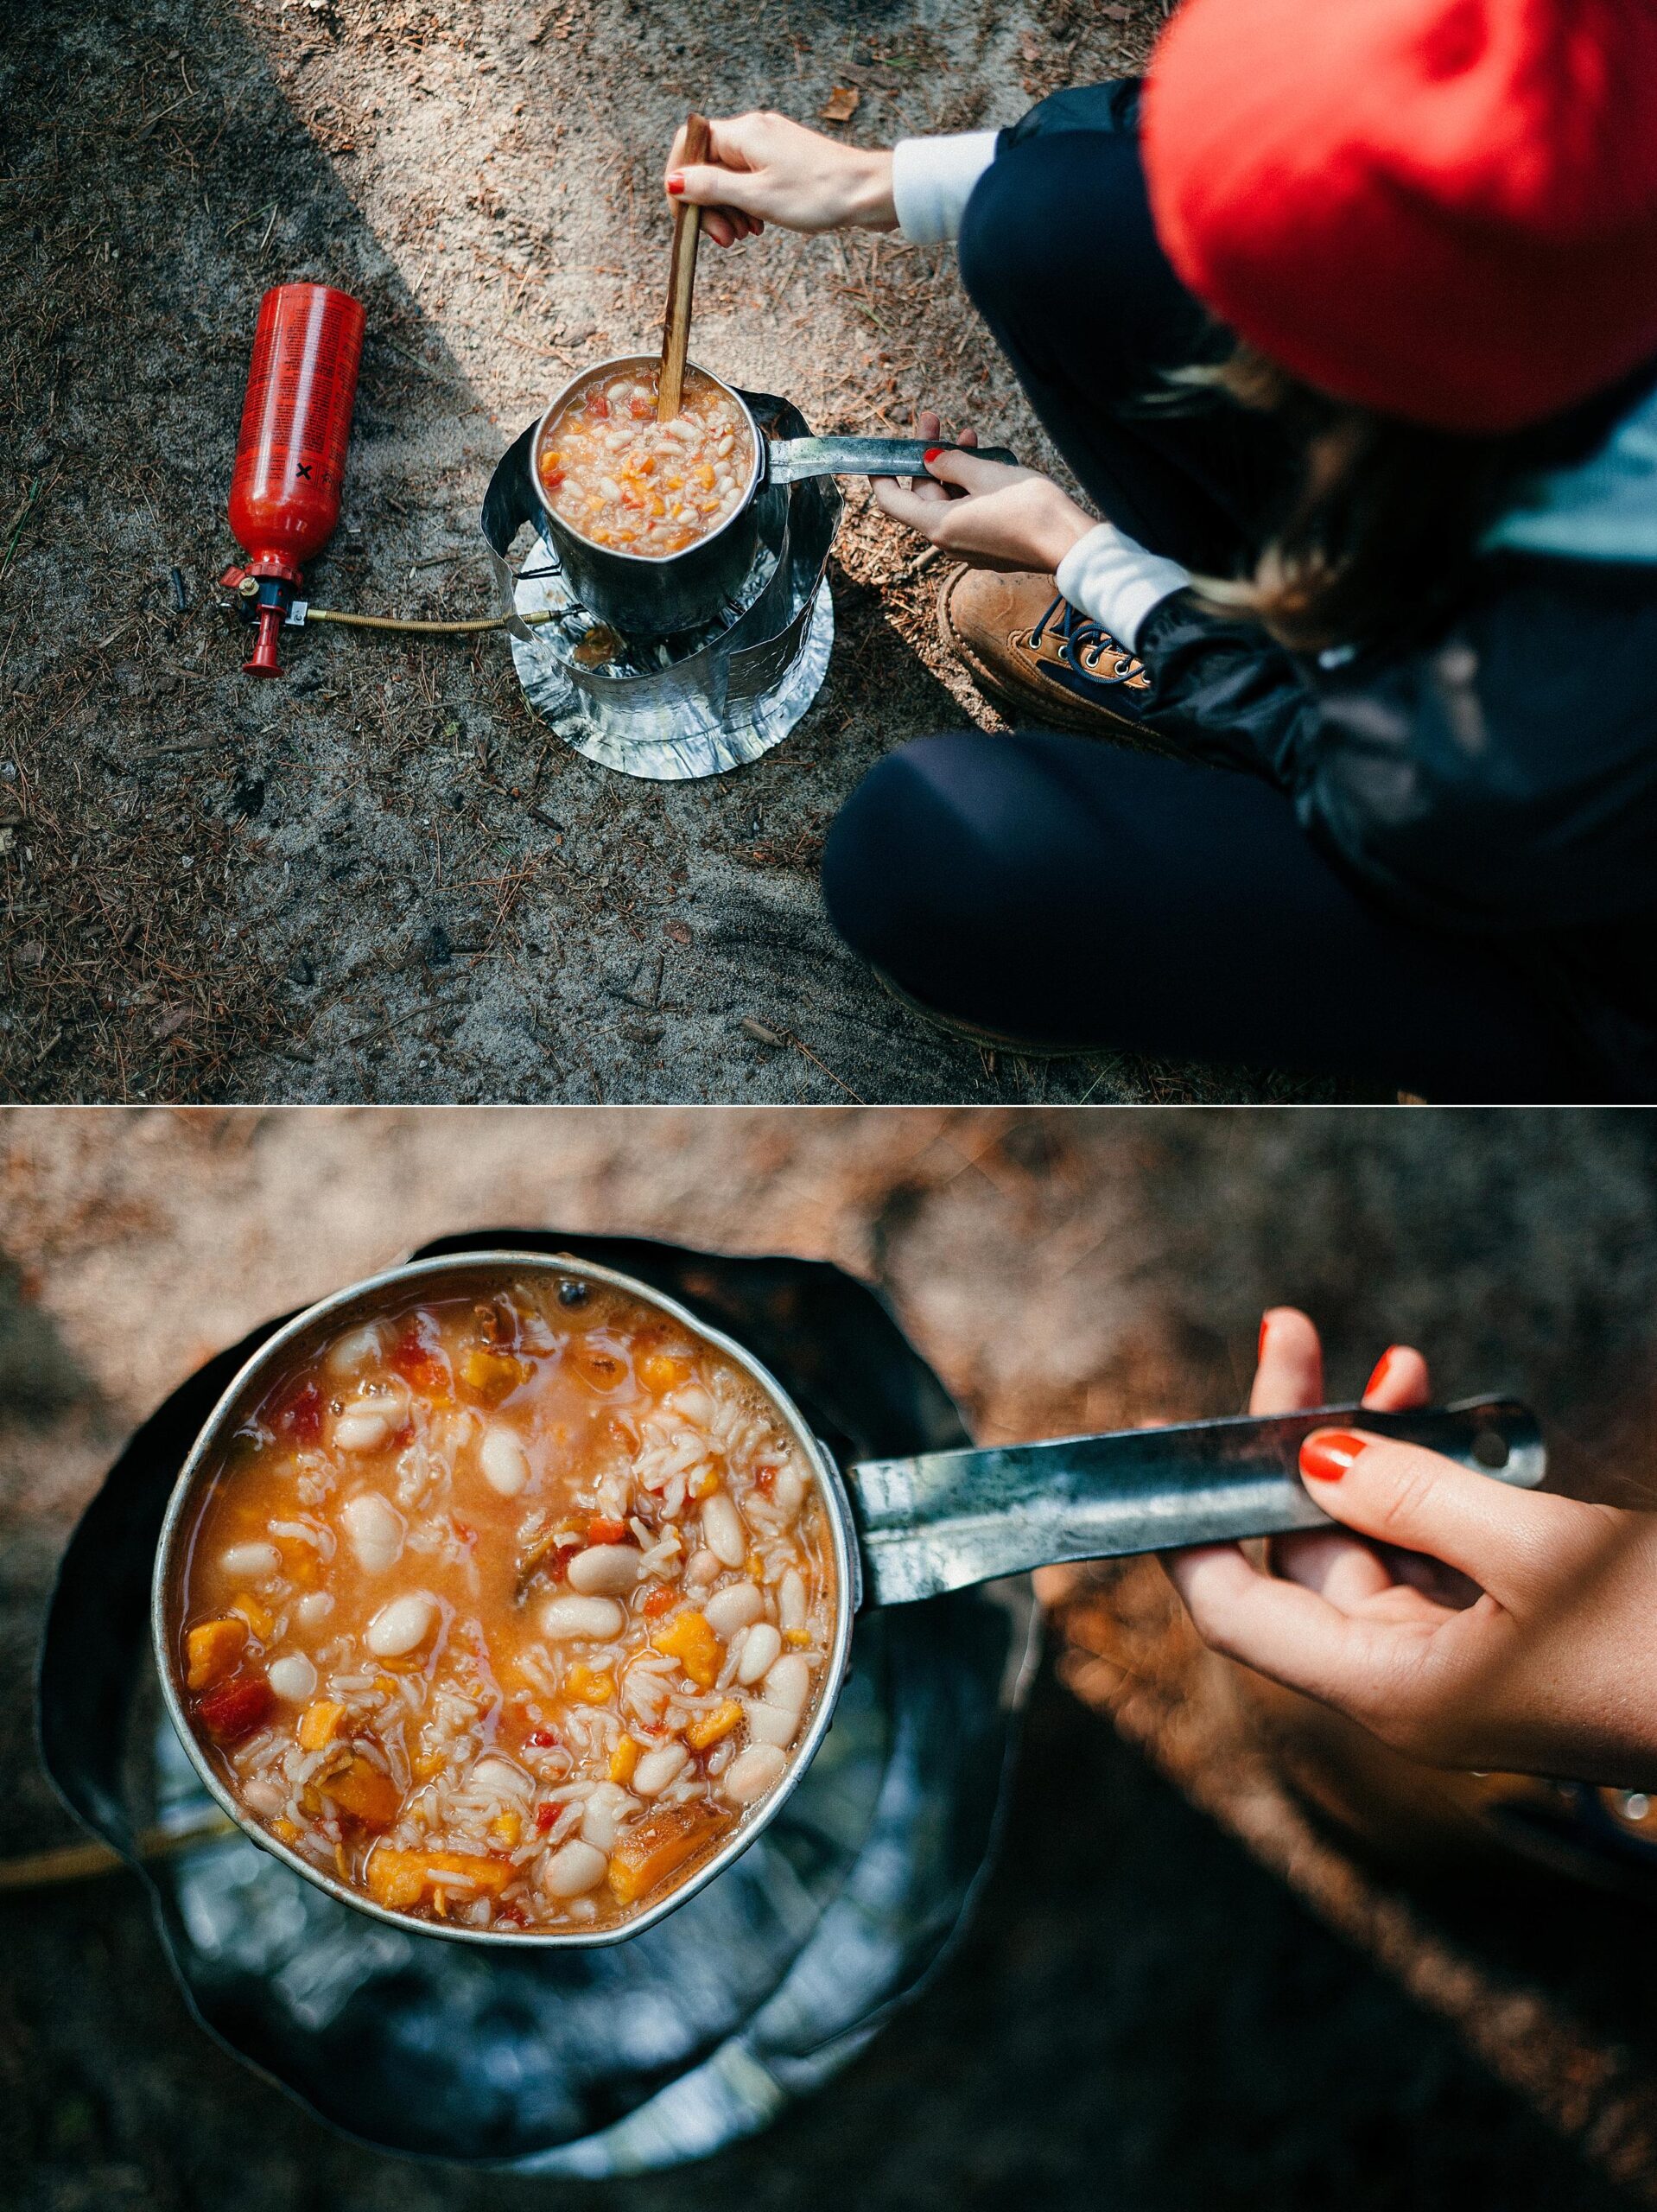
(846, 1396), (1543, 1607)
(765, 435), (1019, 485)
(479, 420), (545, 639)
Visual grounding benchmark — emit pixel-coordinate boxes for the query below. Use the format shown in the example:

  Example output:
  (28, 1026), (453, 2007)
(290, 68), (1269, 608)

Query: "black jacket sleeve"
(1133, 559), (1657, 940)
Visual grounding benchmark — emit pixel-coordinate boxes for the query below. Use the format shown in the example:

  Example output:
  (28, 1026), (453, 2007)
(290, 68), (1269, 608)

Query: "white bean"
(736, 1624), (782, 1686)
(326, 1322), (384, 1378)
(539, 1594), (625, 1641)
(334, 1408), (392, 1453)
(295, 1592), (333, 1629)
(684, 1548), (722, 1589)
(220, 1541), (280, 1581)
(567, 1544), (642, 1597)
(365, 1590), (437, 1657)
(703, 1581), (764, 1637)
(472, 1756), (527, 1799)
(341, 1493), (403, 1574)
(746, 1699), (799, 1749)
(701, 1491), (746, 1568)
(244, 1777), (286, 1815)
(632, 1743), (689, 1796)
(778, 1568), (807, 1634)
(479, 1425), (530, 1497)
(267, 1654), (318, 1702)
(722, 1745), (785, 1805)
(581, 1783), (637, 1852)
(773, 1465), (806, 1519)
(764, 1652), (811, 1716)
(543, 1838), (608, 1897)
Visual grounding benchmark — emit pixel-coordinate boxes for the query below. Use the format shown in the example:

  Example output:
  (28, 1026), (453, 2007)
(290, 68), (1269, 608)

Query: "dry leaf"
(821, 86), (860, 124)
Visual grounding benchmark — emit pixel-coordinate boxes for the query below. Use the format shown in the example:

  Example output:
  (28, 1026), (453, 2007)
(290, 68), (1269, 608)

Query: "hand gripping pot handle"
(845, 1397), (1544, 1608)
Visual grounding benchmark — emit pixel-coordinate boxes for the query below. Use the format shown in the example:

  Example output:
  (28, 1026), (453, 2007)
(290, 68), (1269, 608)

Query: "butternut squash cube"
(316, 1754), (401, 1832)
(297, 1699), (346, 1751)
(606, 1802), (729, 1907)
(565, 1664), (615, 1705)
(651, 1608), (721, 1689)
(227, 1590), (275, 1641)
(685, 1700), (743, 1752)
(367, 1847), (513, 1913)
(185, 1617), (247, 1692)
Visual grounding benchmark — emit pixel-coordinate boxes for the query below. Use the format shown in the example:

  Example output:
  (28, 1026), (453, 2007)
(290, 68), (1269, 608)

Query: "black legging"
(821, 99), (1592, 1099)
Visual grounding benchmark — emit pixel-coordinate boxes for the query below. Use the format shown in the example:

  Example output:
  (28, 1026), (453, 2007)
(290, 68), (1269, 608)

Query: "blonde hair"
(1181, 345), (1645, 655)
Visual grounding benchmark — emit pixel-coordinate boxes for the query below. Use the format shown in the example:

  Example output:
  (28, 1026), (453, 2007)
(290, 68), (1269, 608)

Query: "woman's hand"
(1165, 1307), (1657, 1789)
(665, 112), (898, 247)
(870, 410), (1097, 574)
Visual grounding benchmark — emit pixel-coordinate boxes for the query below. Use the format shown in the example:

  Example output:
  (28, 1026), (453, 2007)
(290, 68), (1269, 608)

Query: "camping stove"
(482, 390), (839, 781)
(39, 1230), (1036, 2174)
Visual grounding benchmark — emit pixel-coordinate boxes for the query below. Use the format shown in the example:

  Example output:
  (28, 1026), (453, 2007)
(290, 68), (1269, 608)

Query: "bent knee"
(822, 736), (975, 967)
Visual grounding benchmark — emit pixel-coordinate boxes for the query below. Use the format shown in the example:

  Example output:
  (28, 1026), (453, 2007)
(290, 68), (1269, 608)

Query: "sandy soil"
(8, 1107), (1657, 2203)
(0, 0), (1343, 1106)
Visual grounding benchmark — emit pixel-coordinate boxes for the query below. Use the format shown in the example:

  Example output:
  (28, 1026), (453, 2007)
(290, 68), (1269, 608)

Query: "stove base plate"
(510, 563), (834, 783)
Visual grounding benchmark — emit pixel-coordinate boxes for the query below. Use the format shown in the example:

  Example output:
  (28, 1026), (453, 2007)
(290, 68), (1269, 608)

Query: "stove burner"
(39, 1230), (1037, 2175)
(486, 390), (841, 781)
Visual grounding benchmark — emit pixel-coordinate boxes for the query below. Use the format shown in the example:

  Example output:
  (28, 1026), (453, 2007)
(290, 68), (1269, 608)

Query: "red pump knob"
(227, 283), (365, 678)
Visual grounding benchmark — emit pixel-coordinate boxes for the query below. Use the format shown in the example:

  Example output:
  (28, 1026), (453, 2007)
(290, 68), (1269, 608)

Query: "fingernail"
(667, 175), (685, 195)
(923, 446), (943, 463)
(1258, 1313), (1271, 1360)
(1365, 1346), (1403, 1397)
(1300, 1429), (1367, 1483)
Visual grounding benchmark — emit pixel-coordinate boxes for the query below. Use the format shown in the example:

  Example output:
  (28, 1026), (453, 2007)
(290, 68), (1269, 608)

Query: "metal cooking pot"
(502, 354), (1016, 640)
(152, 1250), (1544, 1948)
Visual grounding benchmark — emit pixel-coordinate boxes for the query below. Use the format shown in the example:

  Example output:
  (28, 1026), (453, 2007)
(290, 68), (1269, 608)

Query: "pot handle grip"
(845, 1396), (1544, 1608)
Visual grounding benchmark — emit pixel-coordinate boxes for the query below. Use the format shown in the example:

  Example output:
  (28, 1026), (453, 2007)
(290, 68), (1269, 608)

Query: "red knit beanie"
(1141, 0), (1657, 433)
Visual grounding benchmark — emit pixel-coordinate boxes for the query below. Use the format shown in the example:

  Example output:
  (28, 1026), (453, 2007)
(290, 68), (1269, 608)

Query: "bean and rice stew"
(536, 363), (753, 556)
(171, 1273), (835, 1933)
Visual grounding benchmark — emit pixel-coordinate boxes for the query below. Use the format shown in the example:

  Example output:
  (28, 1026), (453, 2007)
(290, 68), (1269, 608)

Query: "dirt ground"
(0, 0), (1344, 1107)
(10, 1106), (1657, 2205)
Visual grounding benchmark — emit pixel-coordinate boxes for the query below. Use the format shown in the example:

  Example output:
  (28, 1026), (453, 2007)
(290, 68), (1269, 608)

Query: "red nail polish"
(667, 175), (685, 195)
(923, 446), (943, 463)
(1300, 1429), (1367, 1483)
(1258, 1314), (1271, 1360)
(1365, 1346), (1402, 1397)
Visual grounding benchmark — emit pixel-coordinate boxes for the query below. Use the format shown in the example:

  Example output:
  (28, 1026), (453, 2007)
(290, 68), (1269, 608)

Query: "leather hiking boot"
(938, 564), (1155, 740)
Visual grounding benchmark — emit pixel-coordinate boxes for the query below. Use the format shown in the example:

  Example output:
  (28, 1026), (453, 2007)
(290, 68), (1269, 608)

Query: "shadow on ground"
(0, 0), (1336, 1105)
(4, 1662), (1634, 2212)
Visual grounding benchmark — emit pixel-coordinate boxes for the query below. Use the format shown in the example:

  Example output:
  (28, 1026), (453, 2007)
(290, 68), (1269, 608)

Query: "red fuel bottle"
(227, 283), (365, 677)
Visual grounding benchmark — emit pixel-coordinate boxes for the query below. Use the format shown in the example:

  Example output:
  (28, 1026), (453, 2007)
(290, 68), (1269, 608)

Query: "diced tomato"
(628, 396), (653, 418)
(390, 1325), (448, 1393)
(196, 1675), (274, 1743)
(494, 1901), (530, 1928)
(526, 1727), (561, 1751)
(533, 1801), (559, 1833)
(587, 1516), (629, 1546)
(278, 1382), (322, 1443)
(585, 391), (610, 418)
(642, 1586), (676, 1618)
(452, 1519), (477, 1547)
(753, 1464), (778, 1494)
(542, 467), (565, 489)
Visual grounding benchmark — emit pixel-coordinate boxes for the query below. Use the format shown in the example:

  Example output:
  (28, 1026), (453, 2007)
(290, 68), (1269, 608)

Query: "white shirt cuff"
(1054, 523), (1191, 652)
(891, 131), (1000, 246)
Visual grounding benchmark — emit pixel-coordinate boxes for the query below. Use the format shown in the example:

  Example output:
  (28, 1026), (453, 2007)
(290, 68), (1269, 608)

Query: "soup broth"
(172, 1271), (835, 1934)
(536, 364), (752, 556)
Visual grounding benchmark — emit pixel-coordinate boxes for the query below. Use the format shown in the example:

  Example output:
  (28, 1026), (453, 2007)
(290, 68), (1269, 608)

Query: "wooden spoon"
(657, 111), (713, 422)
